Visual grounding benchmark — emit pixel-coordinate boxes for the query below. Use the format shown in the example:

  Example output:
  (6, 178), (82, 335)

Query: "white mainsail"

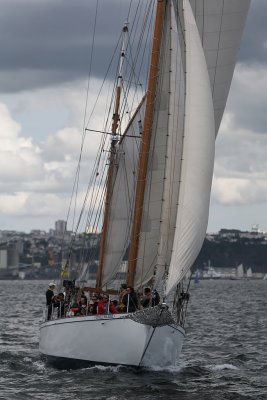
(101, 100), (145, 286)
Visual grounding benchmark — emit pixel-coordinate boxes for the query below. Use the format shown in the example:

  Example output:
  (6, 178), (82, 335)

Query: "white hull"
(39, 314), (185, 367)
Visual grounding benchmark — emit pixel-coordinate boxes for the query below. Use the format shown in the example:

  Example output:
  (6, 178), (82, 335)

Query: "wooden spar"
(96, 24), (128, 288)
(127, 0), (166, 287)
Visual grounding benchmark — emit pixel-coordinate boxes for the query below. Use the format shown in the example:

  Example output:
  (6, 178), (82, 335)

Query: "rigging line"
(70, 139), (105, 232)
(126, 0), (134, 22)
(67, 134), (108, 256)
(119, 1), (150, 119)
(120, 2), (153, 133)
(80, 194), (105, 270)
(84, 31), (123, 130)
(72, 71), (113, 240)
(72, 0), (100, 236)
(79, 150), (108, 236)
(138, 307), (164, 367)
(71, 0), (103, 241)
(212, 0), (225, 98)
(73, 4), (150, 276)
(173, 0), (186, 49)
(78, 183), (107, 278)
(122, 1), (154, 117)
(85, 159), (109, 234)
(102, 160), (134, 280)
(131, 1), (154, 87)
(85, 128), (142, 139)
(80, 166), (104, 237)
(82, 0), (99, 135)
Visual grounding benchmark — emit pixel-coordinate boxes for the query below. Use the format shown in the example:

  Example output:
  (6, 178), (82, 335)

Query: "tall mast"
(127, 0), (166, 287)
(96, 23), (128, 288)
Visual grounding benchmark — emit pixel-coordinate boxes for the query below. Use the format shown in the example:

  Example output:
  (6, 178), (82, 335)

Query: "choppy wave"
(0, 280), (267, 400)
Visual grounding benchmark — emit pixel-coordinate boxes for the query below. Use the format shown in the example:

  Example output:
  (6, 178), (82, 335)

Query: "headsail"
(165, 0), (215, 295)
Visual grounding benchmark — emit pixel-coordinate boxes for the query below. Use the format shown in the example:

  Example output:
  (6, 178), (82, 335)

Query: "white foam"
(85, 365), (123, 373)
(209, 364), (238, 371)
(32, 360), (46, 372)
(143, 364), (185, 373)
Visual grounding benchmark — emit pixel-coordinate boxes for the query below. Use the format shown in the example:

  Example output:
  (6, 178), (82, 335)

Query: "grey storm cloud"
(0, 0), (137, 92)
(238, 0), (267, 65)
(0, 0), (265, 93)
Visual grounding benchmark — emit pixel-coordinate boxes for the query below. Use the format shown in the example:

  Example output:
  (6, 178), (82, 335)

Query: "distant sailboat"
(236, 264), (244, 279)
(246, 267), (253, 279)
(39, 0), (251, 367)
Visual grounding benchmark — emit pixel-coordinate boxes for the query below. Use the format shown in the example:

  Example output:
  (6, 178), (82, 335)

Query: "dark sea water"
(0, 279), (266, 400)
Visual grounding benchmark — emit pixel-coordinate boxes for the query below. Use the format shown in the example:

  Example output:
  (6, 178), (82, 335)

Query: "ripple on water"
(0, 280), (267, 400)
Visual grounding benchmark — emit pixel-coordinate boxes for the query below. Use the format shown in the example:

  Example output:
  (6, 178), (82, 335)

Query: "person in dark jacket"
(46, 282), (56, 320)
(122, 286), (138, 313)
(141, 287), (160, 308)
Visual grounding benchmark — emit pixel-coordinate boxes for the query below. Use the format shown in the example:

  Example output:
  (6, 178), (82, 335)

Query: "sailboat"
(246, 267), (253, 279)
(39, 0), (250, 367)
(236, 263), (245, 279)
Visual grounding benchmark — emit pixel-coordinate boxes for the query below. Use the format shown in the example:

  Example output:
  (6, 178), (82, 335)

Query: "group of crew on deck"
(46, 283), (160, 320)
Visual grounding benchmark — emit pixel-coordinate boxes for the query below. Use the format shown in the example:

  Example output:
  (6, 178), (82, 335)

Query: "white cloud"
(1, 60), (267, 232)
(208, 63), (267, 231)
(0, 80), (110, 230)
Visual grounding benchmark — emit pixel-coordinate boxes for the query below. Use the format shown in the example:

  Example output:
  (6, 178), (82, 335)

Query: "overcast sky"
(0, 0), (266, 234)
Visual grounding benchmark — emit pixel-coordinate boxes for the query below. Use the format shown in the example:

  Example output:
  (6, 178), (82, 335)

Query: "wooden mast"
(96, 24), (128, 288)
(127, 0), (166, 287)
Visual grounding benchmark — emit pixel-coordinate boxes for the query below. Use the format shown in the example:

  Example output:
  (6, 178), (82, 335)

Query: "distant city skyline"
(1, 221), (266, 236)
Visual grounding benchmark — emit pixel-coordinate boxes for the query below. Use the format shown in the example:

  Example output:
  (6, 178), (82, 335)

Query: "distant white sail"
(246, 267), (252, 278)
(236, 263), (244, 278)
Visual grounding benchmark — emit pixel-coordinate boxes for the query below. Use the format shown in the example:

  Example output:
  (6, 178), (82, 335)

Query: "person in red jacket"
(97, 294), (119, 315)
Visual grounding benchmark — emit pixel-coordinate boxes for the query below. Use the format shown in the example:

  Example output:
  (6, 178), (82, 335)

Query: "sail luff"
(127, 0), (166, 288)
(165, 0), (215, 295)
(153, 2), (186, 289)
